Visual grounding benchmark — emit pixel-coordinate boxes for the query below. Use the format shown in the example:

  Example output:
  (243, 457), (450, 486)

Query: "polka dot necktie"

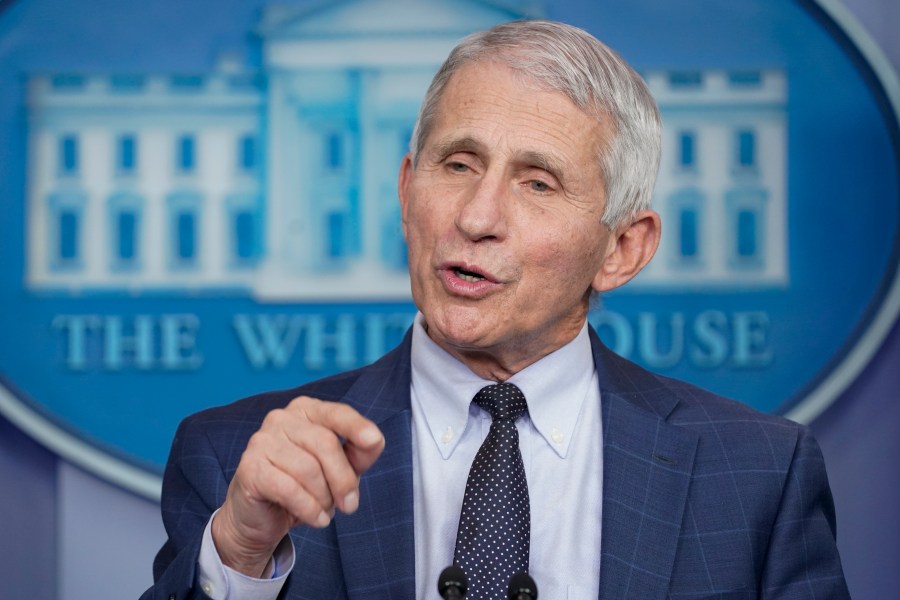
(453, 383), (530, 600)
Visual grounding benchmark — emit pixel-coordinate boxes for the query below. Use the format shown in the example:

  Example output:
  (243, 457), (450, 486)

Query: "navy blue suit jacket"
(143, 328), (849, 599)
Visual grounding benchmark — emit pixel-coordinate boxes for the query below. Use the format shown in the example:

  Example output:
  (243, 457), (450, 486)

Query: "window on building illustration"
(325, 133), (343, 170)
(49, 191), (85, 269)
(679, 132), (696, 168)
(227, 194), (261, 265)
(737, 129), (756, 168)
(59, 135), (79, 175)
(328, 211), (345, 258)
(177, 135), (196, 173)
(51, 74), (85, 90)
(669, 71), (703, 88)
(170, 74), (204, 91)
(234, 211), (256, 260)
(228, 73), (263, 92)
(679, 208), (699, 258)
(108, 193), (143, 269)
(726, 188), (766, 268)
(176, 211), (196, 261)
(668, 188), (704, 268)
(238, 134), (257, 172)
(728, 71), (762, 87)
(117, 211), (137, 261)
(167, 192), (201, 268)
(736, 210), (757, 258)
(118, 134), (137, 174)
(59, 209), (79, 261)
(110, 74), (145, 92)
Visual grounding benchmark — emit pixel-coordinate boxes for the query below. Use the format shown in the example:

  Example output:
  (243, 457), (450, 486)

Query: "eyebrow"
(432, 137), (564, 169)
(516, 149), (568, 183)
(428, 136), (484, 160)
(426, 136), (574, 186)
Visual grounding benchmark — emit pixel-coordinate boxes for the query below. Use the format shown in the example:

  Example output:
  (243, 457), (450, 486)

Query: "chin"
(426, 305), (492, 346)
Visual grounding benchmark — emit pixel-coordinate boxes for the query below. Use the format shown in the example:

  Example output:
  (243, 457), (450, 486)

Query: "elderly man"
(144, 20), (849, 600)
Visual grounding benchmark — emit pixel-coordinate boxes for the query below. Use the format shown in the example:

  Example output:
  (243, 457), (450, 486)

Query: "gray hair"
(409, 20), (661, 229)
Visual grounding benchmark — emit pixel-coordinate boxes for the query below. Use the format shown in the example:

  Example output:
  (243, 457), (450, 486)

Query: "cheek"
(531, 229), (604, 288)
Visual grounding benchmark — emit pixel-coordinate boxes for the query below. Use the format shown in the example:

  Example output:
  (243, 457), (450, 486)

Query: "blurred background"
(0, 0), (897, 598)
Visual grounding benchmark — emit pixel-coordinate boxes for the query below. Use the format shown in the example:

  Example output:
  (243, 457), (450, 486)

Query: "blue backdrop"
(0, 1), (897, 598)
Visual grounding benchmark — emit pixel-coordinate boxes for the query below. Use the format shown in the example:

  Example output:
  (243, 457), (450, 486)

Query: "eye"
(529, 180), (551, 193)
(448, 161), (469, 173)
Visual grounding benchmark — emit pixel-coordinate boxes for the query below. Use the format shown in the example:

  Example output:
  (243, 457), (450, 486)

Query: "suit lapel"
(334, 332), (417, 599)
(325, 327), (700, 599)
(590, 330), (699, 600)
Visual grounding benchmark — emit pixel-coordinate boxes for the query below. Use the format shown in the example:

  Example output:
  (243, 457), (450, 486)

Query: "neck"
(423, 317), (587, 381)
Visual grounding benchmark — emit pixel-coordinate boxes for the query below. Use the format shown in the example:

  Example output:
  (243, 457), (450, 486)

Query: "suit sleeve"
(140, 415), (230, 600)
(759, 426), (851, 599)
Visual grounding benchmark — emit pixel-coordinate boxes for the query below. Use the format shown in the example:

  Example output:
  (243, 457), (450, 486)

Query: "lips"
(446, 262), (497, 283)
(440, 262), (501, 296)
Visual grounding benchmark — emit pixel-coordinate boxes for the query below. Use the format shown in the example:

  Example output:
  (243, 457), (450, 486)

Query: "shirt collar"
(410, 313), (596, 460)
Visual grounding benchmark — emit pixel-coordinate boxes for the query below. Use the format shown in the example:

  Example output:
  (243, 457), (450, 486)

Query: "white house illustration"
(24, 0), (788, 300)
(638, 69), (788, 288)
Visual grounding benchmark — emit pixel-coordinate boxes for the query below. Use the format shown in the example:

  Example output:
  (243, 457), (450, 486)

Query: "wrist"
(211, 507), (279, 578)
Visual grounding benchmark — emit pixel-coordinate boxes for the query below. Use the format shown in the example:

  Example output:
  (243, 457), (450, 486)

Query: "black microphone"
(437, 565), (468, 599)
(508, 571), (538, 600)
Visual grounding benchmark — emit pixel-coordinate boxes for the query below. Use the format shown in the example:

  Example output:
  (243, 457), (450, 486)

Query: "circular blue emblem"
(0, 0), (897, 497)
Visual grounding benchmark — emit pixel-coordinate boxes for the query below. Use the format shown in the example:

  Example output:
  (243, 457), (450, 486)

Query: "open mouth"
(453, 266), (486, 283)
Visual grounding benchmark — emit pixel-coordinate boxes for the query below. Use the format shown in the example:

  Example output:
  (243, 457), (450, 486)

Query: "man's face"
(399, 59), (620, 377)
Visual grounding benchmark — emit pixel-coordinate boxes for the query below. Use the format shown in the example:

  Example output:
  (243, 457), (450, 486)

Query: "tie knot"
(474, 382), (527, 422)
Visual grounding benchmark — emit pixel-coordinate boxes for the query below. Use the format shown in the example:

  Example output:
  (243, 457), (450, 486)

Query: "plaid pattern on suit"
(142, 327), (849, 599)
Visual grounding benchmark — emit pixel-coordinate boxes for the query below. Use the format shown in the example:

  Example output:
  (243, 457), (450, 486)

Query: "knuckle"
(289, 487), (328, 524)
(242, 430), (269, 458)
(287, 395), (317, 413)
(309, 426), (343, 454)
(293, 452), (323, 481)
(261, 407), (288, 429)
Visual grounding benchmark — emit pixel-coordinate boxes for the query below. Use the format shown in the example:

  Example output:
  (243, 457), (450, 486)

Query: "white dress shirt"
(197, 314), (604, 599)
(411, 314), (603, 599)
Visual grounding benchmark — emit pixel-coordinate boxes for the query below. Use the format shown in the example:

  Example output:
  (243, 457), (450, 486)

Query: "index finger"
(292, 397), (385, 471)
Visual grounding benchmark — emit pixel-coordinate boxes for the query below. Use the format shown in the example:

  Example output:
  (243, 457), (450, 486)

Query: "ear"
(397, 153), (413, 240)
(592, 210), (661, 293)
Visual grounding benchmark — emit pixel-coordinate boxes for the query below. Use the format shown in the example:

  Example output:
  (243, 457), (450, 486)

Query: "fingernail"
(343, 490), (359, 513)
(315, 511), (331, 528)
(358, 426), (382, 446)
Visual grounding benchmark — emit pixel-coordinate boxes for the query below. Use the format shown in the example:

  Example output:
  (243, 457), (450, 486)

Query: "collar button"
(550, 428), (564, 445)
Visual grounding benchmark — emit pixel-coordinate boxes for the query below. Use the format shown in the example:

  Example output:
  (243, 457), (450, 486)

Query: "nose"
(455, 171), (508, 242)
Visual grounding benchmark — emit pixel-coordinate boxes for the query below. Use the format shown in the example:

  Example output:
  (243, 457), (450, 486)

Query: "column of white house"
(358, 69), (382, 278)
(704, 116), (735, 281)
(140, 112), (191, 286)
(359, 67), (410, 286)
(247, 1), (518, 301)
(757, 111), (788, 284)
(197, 73), (264, 286)
(199, 125), (228, 283)
(141, 126), (171, 284)
(25, 123), (52, 287)
(26, 78), (79, 289)
(260, 21), (358, 297)
(263, 69), (312, 286)
(360, 66), (434, 296)
(261, 71), (287, 282)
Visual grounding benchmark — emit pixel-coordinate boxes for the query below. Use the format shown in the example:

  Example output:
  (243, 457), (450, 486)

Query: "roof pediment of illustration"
(257, 0), (539, 39)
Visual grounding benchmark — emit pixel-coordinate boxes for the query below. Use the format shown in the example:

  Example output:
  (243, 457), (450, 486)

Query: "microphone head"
(438, 565), (468, 597)
(508, 571), (538, 599)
